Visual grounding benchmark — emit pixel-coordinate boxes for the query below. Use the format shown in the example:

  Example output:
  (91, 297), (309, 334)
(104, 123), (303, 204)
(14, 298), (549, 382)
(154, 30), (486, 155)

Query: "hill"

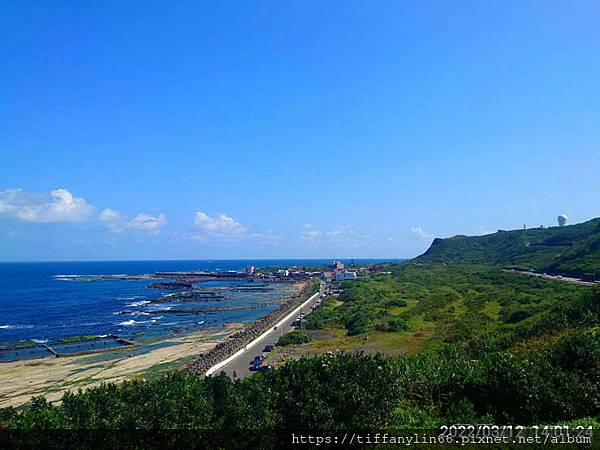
(414, 217), (600, 279)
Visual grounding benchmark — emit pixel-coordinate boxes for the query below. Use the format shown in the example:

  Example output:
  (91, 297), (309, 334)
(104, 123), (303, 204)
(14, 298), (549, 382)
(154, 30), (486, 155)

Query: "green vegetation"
(1, 291), (598, 428)
(276, 330), (311, 346)
(9, 340), (38, 347)
(2, 262), (598, 429)
(304, 296), (339, 330)
(58, 335), (99, 344)
(3, 229), (600, 430)
(416, 217), (600, 278)
(301, 264), (590, 349)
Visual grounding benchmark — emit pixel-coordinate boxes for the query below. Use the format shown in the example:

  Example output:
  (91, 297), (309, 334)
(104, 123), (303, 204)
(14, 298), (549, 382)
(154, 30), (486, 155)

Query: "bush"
(386, 298), (408, 307)
(505, 310), (534, 323)
(304, 297), (339, 330)
(346, 311), (371, 336)
(277, 330), (311, 346)
(376, 316), (409, 332)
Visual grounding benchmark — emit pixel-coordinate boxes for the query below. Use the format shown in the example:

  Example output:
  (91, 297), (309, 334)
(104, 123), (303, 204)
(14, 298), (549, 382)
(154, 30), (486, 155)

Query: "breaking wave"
(126, 300), (151, 307)
(0, 324), (34, 330)
(118, 320), (138, 326)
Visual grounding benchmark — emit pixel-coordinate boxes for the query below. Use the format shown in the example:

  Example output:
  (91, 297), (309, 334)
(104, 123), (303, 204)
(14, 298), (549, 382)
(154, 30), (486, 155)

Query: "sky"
(1, 1), (599, 261)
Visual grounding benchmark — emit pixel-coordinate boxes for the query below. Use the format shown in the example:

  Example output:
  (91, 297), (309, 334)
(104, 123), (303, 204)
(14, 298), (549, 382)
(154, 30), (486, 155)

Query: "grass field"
(268, 263), (591, 361)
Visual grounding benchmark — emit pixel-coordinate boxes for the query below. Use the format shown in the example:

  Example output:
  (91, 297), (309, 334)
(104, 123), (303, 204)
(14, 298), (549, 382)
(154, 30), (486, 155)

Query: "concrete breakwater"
(0, 335), (134, 362)
(186, 282), (313, 375)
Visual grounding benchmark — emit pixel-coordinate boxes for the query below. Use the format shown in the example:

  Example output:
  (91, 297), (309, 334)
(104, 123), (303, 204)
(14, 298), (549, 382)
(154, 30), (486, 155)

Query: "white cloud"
(128, 213), (166, 232)
(99, 209), (166, 235)
(326, 226), (355, 238)
(0, 188), (95, 223)
(99, 208), (121, 222)
(0, 188), (168, 237)
(194, 212), (247, 234)
(411, 226), (434, 239)
(299, 224), (374, 247)
(99, 209), (124, 233)
(187, 212), (280, 244)
(300, 223), (322, 243)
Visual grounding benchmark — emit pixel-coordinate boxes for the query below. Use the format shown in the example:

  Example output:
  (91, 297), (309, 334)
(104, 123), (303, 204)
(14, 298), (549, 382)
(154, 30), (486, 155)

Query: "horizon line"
(0, 257), (409, 264)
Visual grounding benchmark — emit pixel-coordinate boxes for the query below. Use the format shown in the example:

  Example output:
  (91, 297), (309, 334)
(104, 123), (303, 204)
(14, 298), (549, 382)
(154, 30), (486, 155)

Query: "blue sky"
(1, 1), (599, 261)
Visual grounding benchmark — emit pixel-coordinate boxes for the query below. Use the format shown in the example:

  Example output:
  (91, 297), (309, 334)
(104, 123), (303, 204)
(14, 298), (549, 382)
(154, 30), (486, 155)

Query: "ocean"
(0, 259), (396, 345)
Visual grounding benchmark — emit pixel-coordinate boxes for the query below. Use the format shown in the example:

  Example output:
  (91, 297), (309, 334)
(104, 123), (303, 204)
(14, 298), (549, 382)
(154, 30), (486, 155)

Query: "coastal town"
(153, 259), (386, 283)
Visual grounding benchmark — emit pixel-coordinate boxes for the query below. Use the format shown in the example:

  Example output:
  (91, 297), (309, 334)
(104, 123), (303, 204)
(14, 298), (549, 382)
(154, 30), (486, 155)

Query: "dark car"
(263, 344), (275, 352)
(257, 364), (273, 372)
(250, 355), (263, 365)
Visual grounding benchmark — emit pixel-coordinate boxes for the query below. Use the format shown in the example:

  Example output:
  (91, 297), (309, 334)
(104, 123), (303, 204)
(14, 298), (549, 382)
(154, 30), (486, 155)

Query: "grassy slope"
(269, 264), (592, 361)
(414, 217), (600, 278)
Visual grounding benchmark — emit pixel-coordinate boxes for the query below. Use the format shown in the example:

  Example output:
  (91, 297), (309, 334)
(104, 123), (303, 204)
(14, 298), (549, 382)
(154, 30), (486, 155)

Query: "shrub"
(346, 311), (371, 336)
(386, 298), (408, 307)
(505, 310), (534, 323)
(376, 316), (409, 332)
(277, 330), (311, 346)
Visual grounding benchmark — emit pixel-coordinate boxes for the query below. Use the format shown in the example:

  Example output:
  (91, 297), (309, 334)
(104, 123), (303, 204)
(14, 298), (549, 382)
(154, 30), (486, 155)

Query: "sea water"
(0, 259), (394, 345)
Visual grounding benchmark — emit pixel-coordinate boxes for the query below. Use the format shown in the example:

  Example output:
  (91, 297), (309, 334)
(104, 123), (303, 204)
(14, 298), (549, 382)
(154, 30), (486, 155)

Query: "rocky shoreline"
(147, 281), (194, 290)
(186, 281), (314, 376)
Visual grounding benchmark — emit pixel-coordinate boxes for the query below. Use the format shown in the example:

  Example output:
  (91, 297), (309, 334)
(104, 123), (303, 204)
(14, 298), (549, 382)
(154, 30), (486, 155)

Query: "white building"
(335, 270), (357, 281)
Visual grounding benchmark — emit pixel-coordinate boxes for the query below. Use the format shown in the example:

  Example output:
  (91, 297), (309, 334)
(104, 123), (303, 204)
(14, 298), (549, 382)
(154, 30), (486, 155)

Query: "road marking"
(205, 289), (321, 376)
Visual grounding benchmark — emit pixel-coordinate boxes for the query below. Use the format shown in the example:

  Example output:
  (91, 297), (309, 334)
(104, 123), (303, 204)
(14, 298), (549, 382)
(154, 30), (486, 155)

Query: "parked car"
(249, 362), (262, 371)
(257, 364), (273, 372)
(263, 344), (275, 352)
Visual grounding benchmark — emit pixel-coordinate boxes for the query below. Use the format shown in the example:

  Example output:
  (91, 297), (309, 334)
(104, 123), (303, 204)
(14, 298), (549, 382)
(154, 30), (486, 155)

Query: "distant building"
(332, 260), (345, 270)
(335, 270), (357, 281)
(246, 266), (255, 275)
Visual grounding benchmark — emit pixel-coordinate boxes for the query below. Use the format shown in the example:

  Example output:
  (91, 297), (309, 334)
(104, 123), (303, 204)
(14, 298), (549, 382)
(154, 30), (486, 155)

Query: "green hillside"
(415, 217), (600, 278)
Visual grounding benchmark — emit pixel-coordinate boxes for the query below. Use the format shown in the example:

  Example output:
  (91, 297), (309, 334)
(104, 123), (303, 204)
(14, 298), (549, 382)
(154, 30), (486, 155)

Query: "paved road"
(503, 269), (597, 286)
(207, 284), (324, 379)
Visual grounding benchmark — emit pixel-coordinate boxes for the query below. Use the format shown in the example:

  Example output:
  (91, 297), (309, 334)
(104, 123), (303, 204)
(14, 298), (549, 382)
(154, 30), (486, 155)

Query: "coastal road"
(503, 269), (598, 286)
(206, 284), (323, 379)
